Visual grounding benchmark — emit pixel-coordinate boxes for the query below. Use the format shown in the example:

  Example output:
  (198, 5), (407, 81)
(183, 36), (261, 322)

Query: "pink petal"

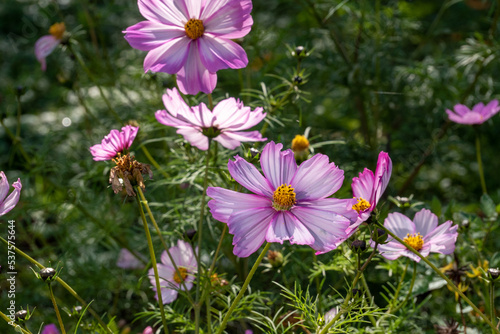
(260, 141), (297, 189)
(482, 99), (500, 118)
(452, 104), (470, 116)
(291, 154), (344, 201)
(384, 212), (415, 239)
(207, 187), (271, 223)
(228, 207), (276, 257)
(159, 87), (207, 127)
(177, 42), (217, 95)
(191, 103), (216, 128)
(0, 178), (22, 216)
(198, 35), (248, 72)
(176, 127), (209, 150)
(413, 208), (438, 236)
(214, 131), (265, 149)
(202, 0), (253, 39)
(143, 37), (190, 73)
(372, 151), (392, 205)
(0, 171), (9, 203)
(227, 155), (274, 197)
(123, 21), (185, 51)
(266, 211), (315, 245)
(138, 0), (187, 26)
(142, 327), (154, 334)
(352, 168), (375, 203)
(34, 35), (60, 71)
(375, 240), (406, 260)
(155, 109), (193, 128)
(212, 98), (266, 130)
(41, 324), (60, 334)
(425, 221), (458, 254)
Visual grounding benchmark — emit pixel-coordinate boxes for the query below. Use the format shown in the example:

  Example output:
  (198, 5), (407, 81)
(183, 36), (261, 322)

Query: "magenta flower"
(446, 100), (500, 125)
(41, 324), (60, 334)
(207, 141), (355, 257)
(0, 171), (22, 216)
(374, 209), (458, 262)
(123, 0), (253, 95)
(142, 326), (153, 334)
(156, 88), (266, 150)
(149, 240), (196, 304)
(89, 125), (139, 161)
(34, 23), (66, 71)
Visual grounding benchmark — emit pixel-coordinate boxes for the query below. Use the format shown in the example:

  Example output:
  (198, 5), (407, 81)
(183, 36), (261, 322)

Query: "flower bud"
(184, 229), (197, 241)
(372, 228), (388, 244)
(293, 76), (303, 84)
(488, 268), (500, 280)
(350, 240), (367, 253)
(293, 46), (307, 59)
(291, 135), (310, 161)
(250, 148), (260, 158)
(267, 250), (284, 268)
(15, 310), (28, 322)
(40, 267), (56, 281)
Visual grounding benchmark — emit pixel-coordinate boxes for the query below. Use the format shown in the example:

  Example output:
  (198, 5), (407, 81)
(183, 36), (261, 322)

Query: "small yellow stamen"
(49, 22), (66, 40)
(184, 19), (204, 40)
(273, 184), (296, 211)
(403, 233), (424, 251)
(352, 197), (371, 213)
(173, 267), (188, 284)
(291, 135), (309, 152)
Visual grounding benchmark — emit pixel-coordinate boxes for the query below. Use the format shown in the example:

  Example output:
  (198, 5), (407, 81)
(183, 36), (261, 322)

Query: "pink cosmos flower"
(89, 125), (139, 161)
(155, 88), (266, 150)
(41, 324), (60, 334)
(0, 171), (22, 216)
(123, 0), (253, 95)
(116, 248), (145, 269)
(207, 141), (355, 257)
(446, 100), (500, 125)
(142, 326), (153, 334)
(149, 240), (196, 304)
(35, 23), (66, 71)
(374, 209), (458, 263)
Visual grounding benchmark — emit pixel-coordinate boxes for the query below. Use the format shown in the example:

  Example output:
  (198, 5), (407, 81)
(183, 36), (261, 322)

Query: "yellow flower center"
(291, 135), (309, 152)
(352, 197), (371, 213)
(273, 184), (296, 211)
(49, 22), (66, 40)
(184, 19), (204, 40)
(173, 267), (188, 284)
(403, 233), (424, 251)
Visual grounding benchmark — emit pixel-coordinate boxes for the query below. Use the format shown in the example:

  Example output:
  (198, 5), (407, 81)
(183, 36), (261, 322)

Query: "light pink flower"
(156, 88), (266, 150)
(0, 171), (22, 216)
(142, 326), (153, 334)
(207, 141), (355, 257)
(123, 0), (253, 95)
(116, 248), (145, 269)
(374, 209), (458, 262)
(149, 240), (196, 304)
(35, 23), (66, 71)
(446, 100), (500, 125)
(89, 125), (139, 161)
(41, 324), (60, 334)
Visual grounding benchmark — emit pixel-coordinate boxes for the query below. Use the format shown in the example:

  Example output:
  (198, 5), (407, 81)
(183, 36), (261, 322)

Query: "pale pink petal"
(142, 327), (153, 334)
(155, 109), (193, 128)
(375, 240), (406, 260)
(384, 212), (415, 239)
(352, 168), (375, 203)
(89, 126), (138, 161)
(482, 99), (499, 117)
(207, 187), (271, 223)
(266, 211), (315, 245)
(413, 209), (438, 236)
(0, 177), (22, 216)
(214, 131), (265, 149)
(177, 42), (217, 95)
(0, 171), (9, 203)
(291, 154), (344, 201)
(452, 104), (470, 116)
(116, 248), (144, 269)
(199, 35), (248, 72)
(425, 221), (458, 254)
(176, 127), (208, 150)
(228, 207), (276, 257)
(138, 0), (187, 26)
(372, 151), (392, 205)
(41, 324), (60, 334)
(227, 155), (274, 197)
(123, 21), (185, 51)
(203, 0), (253, 39)
(34, 35), (60, 71)
(191, 103), (216, 128)
(162, 87), (192, 117)
(144, 37), (190, 73)
(260, 141), (297, 189)
(212, 98), (250, 128)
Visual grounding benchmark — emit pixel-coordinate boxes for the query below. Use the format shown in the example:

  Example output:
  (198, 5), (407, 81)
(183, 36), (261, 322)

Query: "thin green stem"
(206, 295), (213, 334)
(387, 260), (409, 313)
(0, 311), (31, 334)
(0, 117), (31, 163)
(391, 261), (417, 314)
(48, 283), (66, 334)
(207, 93), (214, 110)
(475, 129), (488, 194)
(135, 192), (169, 334)
(377, 224), (499, 333)
(0, 236), (113, 334)
(360, 274), (377, 327)
(490, 279), (496, 334)
(141, 144), (170, 179)
(216, 243), (271, 334)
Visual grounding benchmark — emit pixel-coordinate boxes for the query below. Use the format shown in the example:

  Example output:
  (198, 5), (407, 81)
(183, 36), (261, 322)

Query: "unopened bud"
(267, 250), (284, 268)
(250, 147), (260, 158)
(350, 240), (367, 253)
(372, 228), (388, 244)
(488, 268), (500, 280)
(184, 229), (197, 241)
(40, 267), (56, 281)
(293, 76), (303, 84)
(15, 310), (28, 321)
(294, 46), (307, 59)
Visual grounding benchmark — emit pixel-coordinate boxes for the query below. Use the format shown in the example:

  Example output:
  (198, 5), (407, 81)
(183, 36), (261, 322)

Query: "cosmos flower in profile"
(207, 141), (355, 257)
(89, 125), (139, 161)
(446, 100), (500, 125)
(0, 171), (22, 216)
(156, 88), (266, 150)
(123, 0), (253, 95)
(149, 240), (196, 304)
(374, 209), (458, 262)
(41, 324), (60, 334)
(35, 22), (66, 71)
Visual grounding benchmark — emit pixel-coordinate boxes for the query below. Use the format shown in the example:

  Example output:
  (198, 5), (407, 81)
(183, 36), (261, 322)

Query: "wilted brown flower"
(109, 153), (153, 196)
(434, 319), (462, 334)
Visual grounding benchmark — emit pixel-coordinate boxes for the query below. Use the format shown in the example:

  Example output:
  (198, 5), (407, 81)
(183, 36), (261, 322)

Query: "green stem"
(141, 144), (170, 179)
(377, 224), (499, 333)
(0, 237), (112, 334)
(0, 311), (31, 334)
(388, 260), (409, 313)
(475, 129), (488, 194)
(207, 93), (214, 110)
(135, 192), (169, 334)
(391, 261), (417, 314)
(195, 142), (212, 334)
(360, 274), (377, 327)
(490, 279), (496, 334)
(48, 283), (66, 334)
(0, 117), (31, 163)
(215, 243), (271, 334)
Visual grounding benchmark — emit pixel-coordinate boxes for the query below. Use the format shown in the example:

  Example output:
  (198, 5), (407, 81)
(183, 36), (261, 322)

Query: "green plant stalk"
(387, 260), (409, 313)
(0, 118), (31, 163)
(377, 224), (499, 333)
(475, 130), (488, 194)
(136, 187), (194, 305)
(206, 295), (212, 334)
(360, 274), (377, 327)
(319, 244), (379, 334)
(208, 93), (214, 110)
(48, 283), (66, 334)
(391, 261), (417, 314)
(215, 242), (271, 334)
(141, 145), (170, 179)
(0, 236), (113, 334)
(490, 279), (496, 334)
(0, 311), (32, 334)
(135, 193), (169, 334)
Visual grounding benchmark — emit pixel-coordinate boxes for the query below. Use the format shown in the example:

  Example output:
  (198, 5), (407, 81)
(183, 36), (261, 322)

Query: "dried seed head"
(110, 153), (153, 196)
(40, 267), (56, 281)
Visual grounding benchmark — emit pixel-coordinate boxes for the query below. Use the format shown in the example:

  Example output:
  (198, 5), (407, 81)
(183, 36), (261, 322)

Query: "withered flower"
(110, 153), (153, 196)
